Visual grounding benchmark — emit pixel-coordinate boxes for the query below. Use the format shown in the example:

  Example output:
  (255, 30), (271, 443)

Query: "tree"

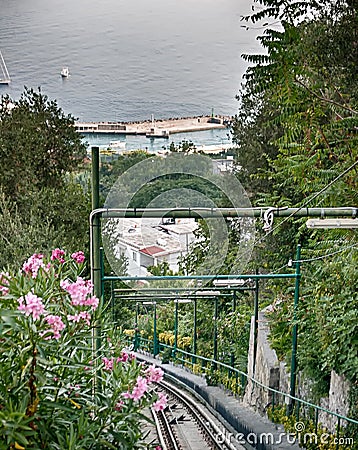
(232, 0), (358, 392)
(100, 150), (154, 199)
(234, 0), (357, 266)
(0, 87), (86, 204)
(0, 88), (90, 269)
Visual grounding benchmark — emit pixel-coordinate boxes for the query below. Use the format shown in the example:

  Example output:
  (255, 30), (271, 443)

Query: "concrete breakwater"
(75, 115), (231, 136)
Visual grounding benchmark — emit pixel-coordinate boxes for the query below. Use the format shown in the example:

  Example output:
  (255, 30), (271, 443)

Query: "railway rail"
(151, 379), (245, 450)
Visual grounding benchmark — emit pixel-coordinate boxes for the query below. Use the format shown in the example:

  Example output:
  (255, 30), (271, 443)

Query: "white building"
(213, 155), (235, 173)
(104, 217), (198, 277)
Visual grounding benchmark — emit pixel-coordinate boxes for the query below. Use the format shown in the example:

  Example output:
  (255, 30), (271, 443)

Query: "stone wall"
(243, 312), (352, 433)
(243, 312), (280, 412)
(320, 371), (351, 433)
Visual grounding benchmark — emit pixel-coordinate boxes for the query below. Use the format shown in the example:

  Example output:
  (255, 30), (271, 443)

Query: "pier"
(75, 115), (231, 136)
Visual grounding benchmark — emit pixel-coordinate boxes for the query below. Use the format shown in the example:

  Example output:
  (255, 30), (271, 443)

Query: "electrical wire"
(262, 158), (358, 240)
(265, 263), (292, 275)
(291, 243), (358, 264)
(227, 158), (358, 273)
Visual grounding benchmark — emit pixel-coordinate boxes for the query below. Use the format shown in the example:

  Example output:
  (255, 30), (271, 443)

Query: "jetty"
(75, 115), (231, 136)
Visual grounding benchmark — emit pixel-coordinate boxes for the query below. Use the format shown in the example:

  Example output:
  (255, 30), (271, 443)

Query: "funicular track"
(151, 378), (242, 450)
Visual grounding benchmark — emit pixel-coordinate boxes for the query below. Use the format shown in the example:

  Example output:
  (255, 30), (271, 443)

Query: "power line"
(262, 159), (358, 239)
(290, 243), (358, 264)
(231, 158), (358, 274)
(266, 263), (292, 275)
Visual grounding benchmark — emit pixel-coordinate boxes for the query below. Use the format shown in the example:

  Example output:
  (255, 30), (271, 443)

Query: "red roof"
(140, 245), (165, 256)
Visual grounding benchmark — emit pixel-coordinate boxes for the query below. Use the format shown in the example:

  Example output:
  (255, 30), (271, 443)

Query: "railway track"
(151, 379), (245, 450)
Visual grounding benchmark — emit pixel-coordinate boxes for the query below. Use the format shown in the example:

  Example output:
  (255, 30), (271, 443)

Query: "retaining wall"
(244, 312), (352, 433)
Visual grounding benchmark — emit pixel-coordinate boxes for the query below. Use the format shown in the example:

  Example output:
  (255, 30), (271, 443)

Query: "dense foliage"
(232, 0), (357, 393)
(0, 250), (166, 449)
(1, 2), (357, 442)
(0, 88), (90, 269)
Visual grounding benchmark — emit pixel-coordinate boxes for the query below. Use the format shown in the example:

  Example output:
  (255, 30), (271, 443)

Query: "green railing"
(123, 334), (358, 449)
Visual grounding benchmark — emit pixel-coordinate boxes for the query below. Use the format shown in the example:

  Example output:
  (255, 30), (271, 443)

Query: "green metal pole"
(153, 302), (158, 356)
(100, 246), (104, 304)
(213, 296), (218, 370)
(230, 353), (235, 378)
(193, 298), (197, 364)
(91, 146), (102, 392)
(253, 274), (259, 375)
(97, 206), (357, 220)
(110, 276), (115, 322)
(91, 147), (101, 302)
(174, 300), (178, 360)
(288, 244), (301, 414)
(90, 147), (102, 392)
(134, 302), (139, 350)
(105, 273), (297, 281)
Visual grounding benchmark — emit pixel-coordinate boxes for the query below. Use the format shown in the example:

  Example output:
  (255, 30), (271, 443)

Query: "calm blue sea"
(0, 0), (263, 149)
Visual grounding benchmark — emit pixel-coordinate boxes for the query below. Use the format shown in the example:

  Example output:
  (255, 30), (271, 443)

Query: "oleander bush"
(0, 250), (166, 449)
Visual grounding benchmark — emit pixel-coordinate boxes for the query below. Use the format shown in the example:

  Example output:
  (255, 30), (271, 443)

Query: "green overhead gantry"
(90, 146), (356, 414)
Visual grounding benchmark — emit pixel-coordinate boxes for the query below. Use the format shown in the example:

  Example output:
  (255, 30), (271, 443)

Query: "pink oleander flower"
(115, 400), (124, 411)
(22, 253), (45, 278)
(51, 248), (65, 263)
(68, 384), (81, 391)
(0, 272), (10, 296)
(45, 314), (65, 339)
(153, 392), (168, 412)
(60, 277), (98, 310)
(145, 364), (164, 383)
(117, 351), (129, 363)
(101, 351), (134, 369)
(71, 251), (85, 264)
(18, 292), (45, 320)
(128, 376), (148, 401)
(102, 357), (114, 371)
(67, 311), (91, 325)
(85, 295), (99, 310)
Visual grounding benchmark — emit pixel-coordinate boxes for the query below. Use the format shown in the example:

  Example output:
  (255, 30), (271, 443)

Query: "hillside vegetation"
(231, 0), (357, 397)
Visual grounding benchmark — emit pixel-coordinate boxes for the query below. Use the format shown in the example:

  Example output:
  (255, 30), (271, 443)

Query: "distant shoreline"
(75, 115), (232, 136)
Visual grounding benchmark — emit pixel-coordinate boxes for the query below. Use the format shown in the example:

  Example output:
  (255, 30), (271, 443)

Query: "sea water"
(0, 0), (263, 148)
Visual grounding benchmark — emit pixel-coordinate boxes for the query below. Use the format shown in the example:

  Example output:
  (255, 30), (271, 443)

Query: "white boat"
(145, 128), (170, 139)
(0, 51), (11, 85)
(109, 140), (126, 150)
(61, 66), (70, 78)
(146, 114), (170, 139)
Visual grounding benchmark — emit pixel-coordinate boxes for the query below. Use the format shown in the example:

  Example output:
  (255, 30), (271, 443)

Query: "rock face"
(320, 371), (351, 433)
(243, 312), (351, 433)
(243, 313), (280, 412)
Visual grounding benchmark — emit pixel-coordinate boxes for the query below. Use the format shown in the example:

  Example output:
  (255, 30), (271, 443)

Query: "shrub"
(0, 250), (166, 449)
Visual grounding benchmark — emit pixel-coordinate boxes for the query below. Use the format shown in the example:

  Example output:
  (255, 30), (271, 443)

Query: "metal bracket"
(263, 208), (275, 233)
